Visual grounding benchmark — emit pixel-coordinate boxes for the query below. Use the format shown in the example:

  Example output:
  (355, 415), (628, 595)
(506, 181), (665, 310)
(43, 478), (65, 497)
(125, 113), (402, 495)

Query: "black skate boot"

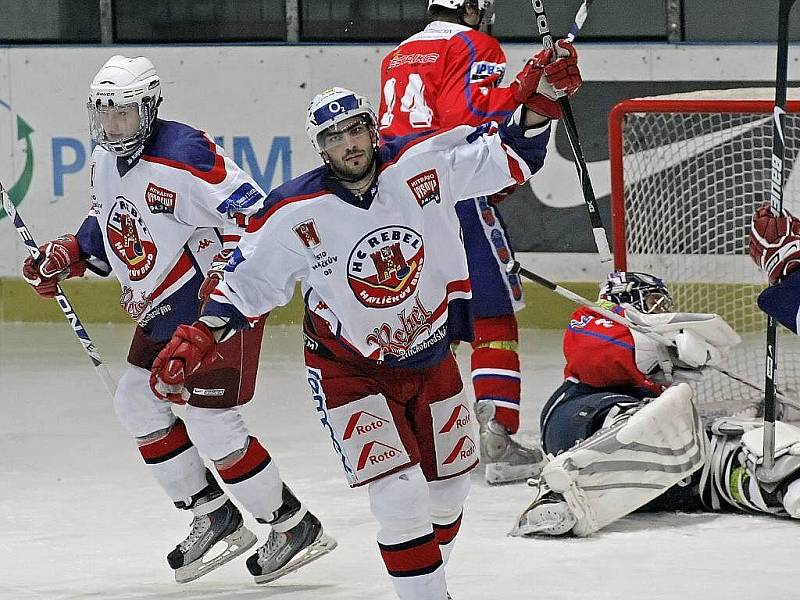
(247, 484), (337, 584)
(475, 401), (545, 485)
(168, 472), (257, 583)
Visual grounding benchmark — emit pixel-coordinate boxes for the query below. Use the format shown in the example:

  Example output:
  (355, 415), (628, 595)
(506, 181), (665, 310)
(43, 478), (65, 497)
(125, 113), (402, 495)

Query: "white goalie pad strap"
(541, 383), (707, 536)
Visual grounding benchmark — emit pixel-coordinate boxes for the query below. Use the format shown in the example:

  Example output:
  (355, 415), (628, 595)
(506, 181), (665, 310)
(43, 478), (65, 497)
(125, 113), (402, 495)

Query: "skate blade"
(175, 526), (258, 583)
(485, 462), (544, 486)
(253, 533), (338, 584)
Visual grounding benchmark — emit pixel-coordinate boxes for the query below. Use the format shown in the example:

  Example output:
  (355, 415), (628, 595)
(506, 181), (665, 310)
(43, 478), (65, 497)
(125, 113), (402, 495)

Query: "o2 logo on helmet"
(106, 196), (157, 281)
(313, 93), (361, 126)
(347, 226), (424, 308)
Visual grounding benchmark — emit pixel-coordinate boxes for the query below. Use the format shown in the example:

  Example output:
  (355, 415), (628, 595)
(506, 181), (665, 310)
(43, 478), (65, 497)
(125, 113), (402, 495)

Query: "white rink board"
(1, 43), (798, 276)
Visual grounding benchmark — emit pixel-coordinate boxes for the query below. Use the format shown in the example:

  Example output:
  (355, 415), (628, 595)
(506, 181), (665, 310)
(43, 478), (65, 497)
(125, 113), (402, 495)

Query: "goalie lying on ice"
(511, 271), (800, 537)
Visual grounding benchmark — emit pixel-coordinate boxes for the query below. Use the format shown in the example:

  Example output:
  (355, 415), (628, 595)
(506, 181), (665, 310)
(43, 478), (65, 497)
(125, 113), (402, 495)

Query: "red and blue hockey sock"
(471, 314), (521, 433)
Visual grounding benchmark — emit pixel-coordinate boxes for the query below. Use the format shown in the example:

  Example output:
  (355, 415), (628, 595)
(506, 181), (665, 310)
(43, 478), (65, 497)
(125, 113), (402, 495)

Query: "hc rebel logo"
(347, 226), (424, 308)
(343, 410), (391, 440)
(107, 196), (157, 281)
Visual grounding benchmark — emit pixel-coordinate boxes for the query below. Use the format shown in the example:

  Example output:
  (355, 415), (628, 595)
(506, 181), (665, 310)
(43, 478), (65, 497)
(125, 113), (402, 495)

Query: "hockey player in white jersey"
(21, 55), (335, 583)
(149, 45), (580, 600)
(511, 270), (800, 537)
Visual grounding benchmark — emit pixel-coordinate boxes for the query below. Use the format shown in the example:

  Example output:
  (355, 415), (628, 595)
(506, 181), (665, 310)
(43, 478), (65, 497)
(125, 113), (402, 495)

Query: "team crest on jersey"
(294, 219), (322, 248)
(107, 196), (158, 281)
(144, 182), (176, 214)
(347, 226), (424, 308)
(406, 170), (441, 208)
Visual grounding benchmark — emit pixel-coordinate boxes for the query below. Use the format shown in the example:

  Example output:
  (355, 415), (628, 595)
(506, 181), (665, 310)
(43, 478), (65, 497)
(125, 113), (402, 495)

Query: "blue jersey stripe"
(456, 32), (515, 121)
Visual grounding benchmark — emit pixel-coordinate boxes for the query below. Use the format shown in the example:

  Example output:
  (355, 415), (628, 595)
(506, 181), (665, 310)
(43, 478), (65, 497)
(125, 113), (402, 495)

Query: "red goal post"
(607, 88), (800, 412)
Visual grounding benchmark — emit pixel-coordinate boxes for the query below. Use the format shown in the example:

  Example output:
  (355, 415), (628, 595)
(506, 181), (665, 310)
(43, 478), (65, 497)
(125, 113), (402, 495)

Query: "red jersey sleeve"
(436, 30), (517, 128)
(562, 306), (664, 396)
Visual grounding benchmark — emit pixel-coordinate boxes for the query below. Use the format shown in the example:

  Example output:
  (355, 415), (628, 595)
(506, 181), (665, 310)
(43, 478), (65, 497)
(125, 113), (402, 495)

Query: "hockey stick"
(1, 181), (117, 397)
(763, 0), (798, 472)
(566, 0), (593, 42)
(530, 0), (611, 263)
(508, 260), (800, 412)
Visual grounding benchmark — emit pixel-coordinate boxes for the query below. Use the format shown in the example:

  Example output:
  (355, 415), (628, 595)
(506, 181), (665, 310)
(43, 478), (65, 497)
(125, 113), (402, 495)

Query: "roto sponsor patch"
(443, 435), (477, 465)
(106, 197), (158, 281)
(357, 441), (403, 471)
(406, 169), (441, 207)
(347, 226), (424, 308)
(343, 411), (391, 440)
(438, 404), (472, 434)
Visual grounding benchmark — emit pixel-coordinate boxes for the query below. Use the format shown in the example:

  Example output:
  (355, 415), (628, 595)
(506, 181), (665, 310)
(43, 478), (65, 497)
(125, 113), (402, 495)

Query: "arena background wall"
(0, 43), (794, 326)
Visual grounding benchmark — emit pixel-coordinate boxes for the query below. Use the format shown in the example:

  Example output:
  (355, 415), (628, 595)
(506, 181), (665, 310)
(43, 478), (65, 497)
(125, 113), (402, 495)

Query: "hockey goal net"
(609, 88), (800, 415)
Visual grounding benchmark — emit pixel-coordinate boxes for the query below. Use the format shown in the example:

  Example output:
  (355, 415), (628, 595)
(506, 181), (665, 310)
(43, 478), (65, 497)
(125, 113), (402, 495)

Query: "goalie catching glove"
(511, 40), (582, 120)
(22, 234), (87, 298)
(626, 308), (741, 383)
(749, 203), (800, 284)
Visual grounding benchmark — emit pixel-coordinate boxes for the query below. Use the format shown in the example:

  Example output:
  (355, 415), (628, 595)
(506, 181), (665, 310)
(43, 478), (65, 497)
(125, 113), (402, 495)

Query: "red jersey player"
(379, 0), (581, 484)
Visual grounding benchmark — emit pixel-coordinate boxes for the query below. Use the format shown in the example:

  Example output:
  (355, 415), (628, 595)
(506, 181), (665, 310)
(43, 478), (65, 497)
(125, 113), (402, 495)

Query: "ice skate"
(476, 401), (545, 485)
(510, 483), (577, 537)
(247, 485), (337, 584)
(168, 485), (257, 583)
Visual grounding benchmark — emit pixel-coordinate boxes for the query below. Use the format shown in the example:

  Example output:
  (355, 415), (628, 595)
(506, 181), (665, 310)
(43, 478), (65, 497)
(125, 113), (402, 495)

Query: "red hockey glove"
(21, 234), (87, 298)
(150, 322), (218, 404)
(198, 249), (233, 313)
(749, 203), (800, 284)
(511, 40), (582, 120)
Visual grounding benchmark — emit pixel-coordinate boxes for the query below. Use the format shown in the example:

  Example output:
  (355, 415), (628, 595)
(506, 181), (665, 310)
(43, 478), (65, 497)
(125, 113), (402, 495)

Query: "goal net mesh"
(610, 89), (800, 416)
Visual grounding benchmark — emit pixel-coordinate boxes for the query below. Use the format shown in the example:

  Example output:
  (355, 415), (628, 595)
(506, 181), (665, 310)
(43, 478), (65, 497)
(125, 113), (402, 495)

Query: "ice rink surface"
(1, 322), (796, 600)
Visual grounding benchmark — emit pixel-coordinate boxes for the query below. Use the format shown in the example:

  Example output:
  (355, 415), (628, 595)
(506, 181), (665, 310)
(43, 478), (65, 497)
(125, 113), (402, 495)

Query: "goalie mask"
(87, 55), (162, 157)
(599, 271), (673, 314)
(428, 0), (495, 27)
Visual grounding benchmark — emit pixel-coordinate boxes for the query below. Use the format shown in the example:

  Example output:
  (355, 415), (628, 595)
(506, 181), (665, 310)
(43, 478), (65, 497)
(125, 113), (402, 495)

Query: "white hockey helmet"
(305, 87), (377, 155)
(428, 0), (495, 24)
(87, 55), (162, 156)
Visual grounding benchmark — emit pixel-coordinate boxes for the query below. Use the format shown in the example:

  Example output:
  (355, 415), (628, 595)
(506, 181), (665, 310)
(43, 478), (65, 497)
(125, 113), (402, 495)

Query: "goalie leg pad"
(541, 383), (708, 536)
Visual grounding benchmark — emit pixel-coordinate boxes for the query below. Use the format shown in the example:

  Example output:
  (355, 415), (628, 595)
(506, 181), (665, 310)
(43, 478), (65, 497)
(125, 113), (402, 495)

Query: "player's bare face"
(321, 117), (376, 182)
(99, 106), (140, 141)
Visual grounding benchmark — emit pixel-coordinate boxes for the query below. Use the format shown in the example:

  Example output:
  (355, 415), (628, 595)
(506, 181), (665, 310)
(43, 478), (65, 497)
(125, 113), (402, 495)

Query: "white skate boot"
(510, 482), (577, 536)
(168, 477), (257, 583)
(476, 400), (545, 485)
(247, 484), (337, 584)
